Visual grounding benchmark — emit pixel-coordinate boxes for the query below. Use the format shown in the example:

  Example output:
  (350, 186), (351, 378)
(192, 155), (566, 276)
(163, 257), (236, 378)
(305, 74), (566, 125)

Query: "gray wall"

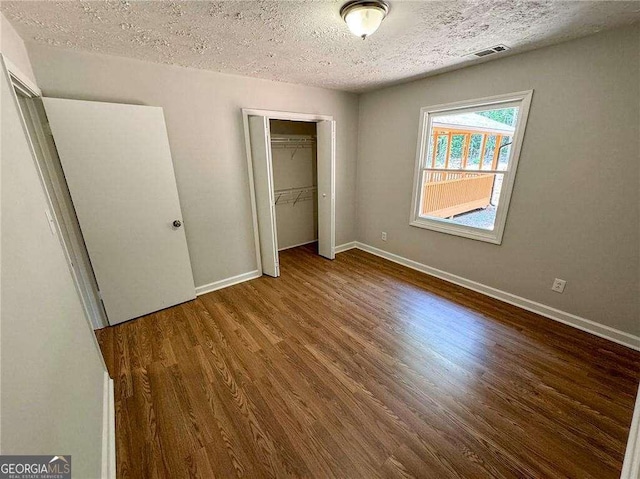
(356, 25), (640, 336)
(0, 12), (35, 84)
(1, 31), (106, 477)
(25, 45), (359, 289)
(19, 25), (640, 339)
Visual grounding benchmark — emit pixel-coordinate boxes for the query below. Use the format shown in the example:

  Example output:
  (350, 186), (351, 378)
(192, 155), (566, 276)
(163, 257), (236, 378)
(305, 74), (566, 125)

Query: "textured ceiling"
(2, 1), (639, 92)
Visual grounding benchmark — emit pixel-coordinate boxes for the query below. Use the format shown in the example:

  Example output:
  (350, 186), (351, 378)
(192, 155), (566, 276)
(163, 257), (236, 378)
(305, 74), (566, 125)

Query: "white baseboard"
(622, 384), (640, 479)
(195, 270), (261, 296)
(344, 242), (639, 351)
(334, 241), (357, 253)
(101, 372), (115, 479)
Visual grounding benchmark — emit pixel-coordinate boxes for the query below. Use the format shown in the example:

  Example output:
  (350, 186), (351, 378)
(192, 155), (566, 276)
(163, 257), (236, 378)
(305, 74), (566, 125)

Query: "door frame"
(7, 64), (109, 330)
(241, 108), (336, 275)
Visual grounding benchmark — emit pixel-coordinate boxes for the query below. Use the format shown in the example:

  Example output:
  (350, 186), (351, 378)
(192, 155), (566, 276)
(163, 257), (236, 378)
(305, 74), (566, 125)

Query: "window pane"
(412, 92), (532, 243)
(420, 171), (504, 230)
(420, 105), (518, 231)
(427, 106), (518, 171)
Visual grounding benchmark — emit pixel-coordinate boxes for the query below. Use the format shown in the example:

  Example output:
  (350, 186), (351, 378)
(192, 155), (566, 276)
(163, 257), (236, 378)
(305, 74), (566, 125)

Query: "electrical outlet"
(381, 232), (387, 241)
(551, 278), (566, 293)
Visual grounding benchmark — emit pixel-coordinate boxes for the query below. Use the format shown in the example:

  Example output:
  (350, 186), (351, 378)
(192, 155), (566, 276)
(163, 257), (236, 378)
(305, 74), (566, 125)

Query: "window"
(410, 91), (533, 244)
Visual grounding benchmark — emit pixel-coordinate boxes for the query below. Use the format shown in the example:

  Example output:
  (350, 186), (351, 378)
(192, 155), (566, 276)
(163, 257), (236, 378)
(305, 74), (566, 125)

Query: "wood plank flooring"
(96, 245), (640, 479)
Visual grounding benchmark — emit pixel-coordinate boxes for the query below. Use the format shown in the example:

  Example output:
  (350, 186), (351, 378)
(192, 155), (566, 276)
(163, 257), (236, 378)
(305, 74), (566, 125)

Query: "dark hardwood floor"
(96, 244), (640, 479)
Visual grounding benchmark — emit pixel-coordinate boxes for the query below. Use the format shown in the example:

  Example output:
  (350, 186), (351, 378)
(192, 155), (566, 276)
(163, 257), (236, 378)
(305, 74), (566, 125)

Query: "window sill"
(409, 218), (503, 245)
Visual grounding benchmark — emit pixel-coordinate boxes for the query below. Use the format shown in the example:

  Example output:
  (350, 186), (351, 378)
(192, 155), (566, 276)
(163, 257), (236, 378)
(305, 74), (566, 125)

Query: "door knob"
(173, 220), (182, 228)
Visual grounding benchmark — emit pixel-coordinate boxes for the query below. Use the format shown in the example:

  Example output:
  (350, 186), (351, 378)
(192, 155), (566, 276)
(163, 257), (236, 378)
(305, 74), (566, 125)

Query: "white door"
(317, 120), (336, 259)
(42, 98), (196, 325)
(248, 115), (279, 277)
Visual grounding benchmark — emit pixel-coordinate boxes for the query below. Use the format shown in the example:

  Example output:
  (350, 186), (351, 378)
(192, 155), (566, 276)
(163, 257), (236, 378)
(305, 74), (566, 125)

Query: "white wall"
(25, 45), (360, 290)
(271, 120), (318, 250)
(0, 12), (36, 85)
(0, 51), (106, 479)
(356, 25), (640, 337)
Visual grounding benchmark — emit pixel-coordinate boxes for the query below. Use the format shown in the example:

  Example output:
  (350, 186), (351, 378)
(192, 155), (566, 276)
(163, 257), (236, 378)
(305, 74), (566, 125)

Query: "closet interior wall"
(269, 119), (318, 251)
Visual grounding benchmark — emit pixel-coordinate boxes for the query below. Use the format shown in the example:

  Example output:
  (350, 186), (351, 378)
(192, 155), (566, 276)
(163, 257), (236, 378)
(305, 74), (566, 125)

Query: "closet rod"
(273, 185), (317, 194)
(271, 137), (316, 145)
(271, 144), (315, 150)
(271, 137), (316, 141)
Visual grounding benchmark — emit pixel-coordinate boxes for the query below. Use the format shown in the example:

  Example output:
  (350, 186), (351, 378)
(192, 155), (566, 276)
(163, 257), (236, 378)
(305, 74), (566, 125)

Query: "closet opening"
(243, 109), (336, 278)
(270, 119), (318, 254)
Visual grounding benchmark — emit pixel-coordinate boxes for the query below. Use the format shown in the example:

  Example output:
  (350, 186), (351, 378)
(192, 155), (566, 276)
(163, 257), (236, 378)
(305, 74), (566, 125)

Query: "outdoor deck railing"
(421, 172), (495, 218)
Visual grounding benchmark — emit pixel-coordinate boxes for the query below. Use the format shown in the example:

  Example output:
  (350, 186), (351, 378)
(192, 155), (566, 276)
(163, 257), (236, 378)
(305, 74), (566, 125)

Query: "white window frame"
(409, 90), (533, 244)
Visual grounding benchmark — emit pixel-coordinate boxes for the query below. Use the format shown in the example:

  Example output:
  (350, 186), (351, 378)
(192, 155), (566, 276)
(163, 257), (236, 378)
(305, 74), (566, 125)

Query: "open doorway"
(270, 120), (318, 253)
(10, 75), (108, 329)
(243, 109), (336, 278)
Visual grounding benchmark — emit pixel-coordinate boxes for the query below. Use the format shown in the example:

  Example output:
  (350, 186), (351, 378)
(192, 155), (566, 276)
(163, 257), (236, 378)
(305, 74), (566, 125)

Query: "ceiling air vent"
(472, 44), (510, 58)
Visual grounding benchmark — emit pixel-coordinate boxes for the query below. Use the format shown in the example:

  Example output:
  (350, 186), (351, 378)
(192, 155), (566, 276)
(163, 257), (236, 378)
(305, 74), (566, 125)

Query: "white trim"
(14, 90), (108, 330)
(108, 378), (115, 479)
(3, 56), (41, 97)
(335, 241), (357, 253)
(317, 119), (337, 259)
(247, 115), (280, 277)
(241, 108), (337, 272)
(101, 372), (115, 479)
(242, 112), (264, 276)
(349, 242), (640, 351)
(4, 58), (108, 331)
(279, 240), (317, 252)
(1, 58), (112, 388)
(195, 270), (261, 296)
(622, 384), (640, 479)
(409, 90), (533, 245)
(241, 108), (333, 122)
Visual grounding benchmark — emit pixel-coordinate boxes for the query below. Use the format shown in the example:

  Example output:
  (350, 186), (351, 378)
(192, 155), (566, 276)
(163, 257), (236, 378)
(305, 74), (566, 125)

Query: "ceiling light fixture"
(340, 0), (390, 40)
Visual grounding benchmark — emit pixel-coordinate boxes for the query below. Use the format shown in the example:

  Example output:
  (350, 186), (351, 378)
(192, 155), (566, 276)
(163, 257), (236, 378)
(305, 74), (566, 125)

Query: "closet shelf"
(274, 186), (317, 206)
(271, 134), (317, 149)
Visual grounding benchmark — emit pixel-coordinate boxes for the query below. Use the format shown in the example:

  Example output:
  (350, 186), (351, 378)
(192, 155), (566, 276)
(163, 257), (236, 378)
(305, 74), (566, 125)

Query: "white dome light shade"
(345, 7), (384, 38)
(340, 1), (390, 39)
